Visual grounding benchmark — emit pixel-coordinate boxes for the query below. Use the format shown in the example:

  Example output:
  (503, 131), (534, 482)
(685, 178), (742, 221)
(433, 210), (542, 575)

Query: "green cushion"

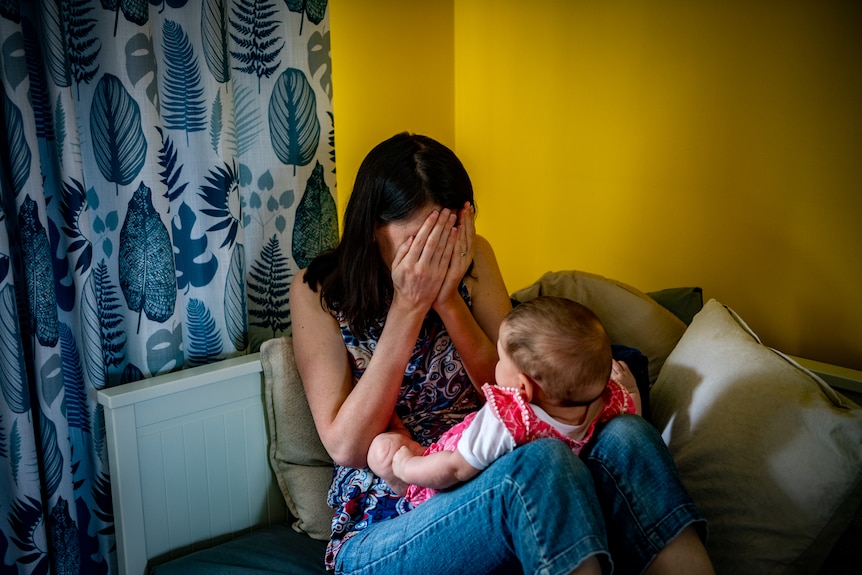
(646, 286), (703, 325)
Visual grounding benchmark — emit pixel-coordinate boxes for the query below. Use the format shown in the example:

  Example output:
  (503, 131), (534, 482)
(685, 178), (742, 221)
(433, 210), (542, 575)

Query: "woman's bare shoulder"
(290, 268), (324, 302)
(290, 267), (309, 294)
(289, 268), (332, 326)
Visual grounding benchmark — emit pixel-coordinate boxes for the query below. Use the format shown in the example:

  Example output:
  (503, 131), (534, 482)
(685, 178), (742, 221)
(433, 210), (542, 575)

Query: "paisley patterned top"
(324, 284), (480, 569)
(403, 380), (637, 506)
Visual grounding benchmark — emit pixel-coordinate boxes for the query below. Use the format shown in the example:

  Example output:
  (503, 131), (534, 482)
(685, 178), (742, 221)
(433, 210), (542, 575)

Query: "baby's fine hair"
(502, 296), (612, 404)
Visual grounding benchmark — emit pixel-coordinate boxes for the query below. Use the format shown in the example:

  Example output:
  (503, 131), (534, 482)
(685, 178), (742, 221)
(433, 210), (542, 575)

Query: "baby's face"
(495, 330), (521, 388)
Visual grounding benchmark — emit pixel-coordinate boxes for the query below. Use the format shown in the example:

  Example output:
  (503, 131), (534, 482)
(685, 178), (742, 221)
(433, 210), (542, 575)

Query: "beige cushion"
(650, 299), (862, 574)
(261, 336), (333, 540)
(510, 270), (687, 384)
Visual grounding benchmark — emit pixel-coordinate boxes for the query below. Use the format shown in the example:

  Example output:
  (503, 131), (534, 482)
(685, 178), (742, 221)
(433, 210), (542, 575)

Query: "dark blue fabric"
(150, 524), (327, 575)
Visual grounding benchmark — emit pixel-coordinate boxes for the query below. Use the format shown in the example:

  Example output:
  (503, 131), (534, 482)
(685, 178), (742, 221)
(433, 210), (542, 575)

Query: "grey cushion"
(261, 336), (333, 540)
(651, 299), (862, 574)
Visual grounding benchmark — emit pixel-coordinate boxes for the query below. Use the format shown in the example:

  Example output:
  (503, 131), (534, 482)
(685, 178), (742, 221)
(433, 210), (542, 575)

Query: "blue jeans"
(583, 415), (707, 574)
(336, 416), (704, 575)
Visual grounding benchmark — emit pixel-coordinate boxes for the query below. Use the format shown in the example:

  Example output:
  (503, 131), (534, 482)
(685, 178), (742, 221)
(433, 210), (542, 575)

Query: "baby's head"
(497, 296), (612, 405)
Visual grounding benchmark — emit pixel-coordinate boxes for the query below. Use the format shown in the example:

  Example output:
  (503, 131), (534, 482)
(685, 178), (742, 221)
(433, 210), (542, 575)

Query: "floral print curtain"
(0, 0), (335, 572)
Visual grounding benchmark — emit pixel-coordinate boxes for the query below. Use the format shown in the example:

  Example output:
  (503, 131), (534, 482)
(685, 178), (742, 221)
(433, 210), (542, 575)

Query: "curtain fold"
(0, 1), (335, 572)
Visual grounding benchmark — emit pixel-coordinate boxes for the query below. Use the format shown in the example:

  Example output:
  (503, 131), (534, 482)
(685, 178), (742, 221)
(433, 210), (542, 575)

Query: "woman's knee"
(591, 415), (669, 460)
(490, 439), (600, 509)
(500, 438), (583, 477)
(474, 440), (609, 572)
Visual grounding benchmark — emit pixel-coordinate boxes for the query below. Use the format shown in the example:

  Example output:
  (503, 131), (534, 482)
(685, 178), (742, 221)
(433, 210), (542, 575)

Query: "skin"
(379, 329), (640, 493)
(291, 197), (712, 575)
(290, 202), (512, 469)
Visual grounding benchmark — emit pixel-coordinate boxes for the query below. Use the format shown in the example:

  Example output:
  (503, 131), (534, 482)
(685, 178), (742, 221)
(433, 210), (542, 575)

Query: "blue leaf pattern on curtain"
(225, 242), (248, 351)
(0, 1), (333, 571)
(248, 234), (292, 344)
(67, 0), (101, 94)
(0, 285), (27, 413)
(201, 0), (231, 84)
(269, 67), (320, 174)
(119, 182), (177, 328)
(186, 297), (222, 366)
(19, 198), (59, 347)
(230, 0), (283, 90)
(90, 73), (148, 192)
(292, 161), (337, 269)
(232, 81), (263, 155)
(40, 0), (71, 88)
(3, 93), (31, 196)
(285, 0), (327, 35)
(161, 19), (207, 144)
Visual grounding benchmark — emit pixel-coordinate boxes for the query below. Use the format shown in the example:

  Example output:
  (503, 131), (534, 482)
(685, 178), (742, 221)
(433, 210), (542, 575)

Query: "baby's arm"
(368, 414), (424, 495)
(391, 445), (481, 490)
(611, 359), (642, 415)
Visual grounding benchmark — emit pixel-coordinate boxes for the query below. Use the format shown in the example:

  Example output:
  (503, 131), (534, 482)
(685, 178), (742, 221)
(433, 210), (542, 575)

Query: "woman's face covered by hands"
(374, 202), (474, 316)
(373, 204), (444, 269)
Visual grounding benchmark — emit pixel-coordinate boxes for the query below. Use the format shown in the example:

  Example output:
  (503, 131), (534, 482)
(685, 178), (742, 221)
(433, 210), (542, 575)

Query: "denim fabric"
(335, 439), (610, 575)
(336, 417), (706, 575)
(583, 415), (708, 574)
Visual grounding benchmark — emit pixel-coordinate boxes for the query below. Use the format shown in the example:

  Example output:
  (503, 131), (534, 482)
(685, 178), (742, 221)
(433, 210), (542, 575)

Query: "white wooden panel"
(98, 354), (286, 575)
(160, 426), (192, 556)
(137, 429), (171, 558)
(225, 408), (252, 533)
(183, 421), (212, 548)
(103, 403), (149, 575)
(203, 416), (232, 537)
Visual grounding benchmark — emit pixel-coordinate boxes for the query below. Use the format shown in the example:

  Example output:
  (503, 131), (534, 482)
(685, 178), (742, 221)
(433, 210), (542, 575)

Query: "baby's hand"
(391, 445), (414, 479)
(611, 360), (633, 387)
(611, 360), (642, 416)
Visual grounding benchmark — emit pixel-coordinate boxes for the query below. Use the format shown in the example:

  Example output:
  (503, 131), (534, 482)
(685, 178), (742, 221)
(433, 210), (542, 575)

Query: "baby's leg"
(368, 431), (422, 495)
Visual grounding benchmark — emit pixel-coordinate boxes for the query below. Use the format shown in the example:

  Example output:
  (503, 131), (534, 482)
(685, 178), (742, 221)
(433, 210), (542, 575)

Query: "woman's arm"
(433, 206), (512, 391)
(290, 270), (409, 468)
(291, 210), (457, 468)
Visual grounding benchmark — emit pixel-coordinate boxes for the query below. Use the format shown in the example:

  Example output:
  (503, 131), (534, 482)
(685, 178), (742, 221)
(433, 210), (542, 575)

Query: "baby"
(368, 295), (640, 506)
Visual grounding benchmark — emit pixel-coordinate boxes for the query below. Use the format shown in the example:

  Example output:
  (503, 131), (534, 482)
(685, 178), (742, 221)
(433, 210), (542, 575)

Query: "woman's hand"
(433, 203), (475, 313)
(390, 208), (458, 313)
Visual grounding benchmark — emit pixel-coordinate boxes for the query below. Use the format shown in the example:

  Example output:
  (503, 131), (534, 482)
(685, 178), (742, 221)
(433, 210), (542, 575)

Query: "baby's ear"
(518, 372), (536, 402)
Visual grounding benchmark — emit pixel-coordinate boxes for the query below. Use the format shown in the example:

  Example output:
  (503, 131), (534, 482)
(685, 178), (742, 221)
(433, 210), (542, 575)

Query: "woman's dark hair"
(303, 133), (475, 337)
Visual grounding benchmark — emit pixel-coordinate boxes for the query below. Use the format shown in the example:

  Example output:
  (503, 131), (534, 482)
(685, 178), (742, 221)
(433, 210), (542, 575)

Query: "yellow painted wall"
(329, 0), (455, 217)
(331, 1), (862, 371)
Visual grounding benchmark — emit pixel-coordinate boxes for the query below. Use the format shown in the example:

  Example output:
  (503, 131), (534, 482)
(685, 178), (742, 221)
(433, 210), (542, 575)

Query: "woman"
(290, 133), (712, 575)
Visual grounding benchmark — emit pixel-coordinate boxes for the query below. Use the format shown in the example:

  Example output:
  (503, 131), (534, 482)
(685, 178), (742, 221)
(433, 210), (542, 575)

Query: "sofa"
(100, 270), (862, 575)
